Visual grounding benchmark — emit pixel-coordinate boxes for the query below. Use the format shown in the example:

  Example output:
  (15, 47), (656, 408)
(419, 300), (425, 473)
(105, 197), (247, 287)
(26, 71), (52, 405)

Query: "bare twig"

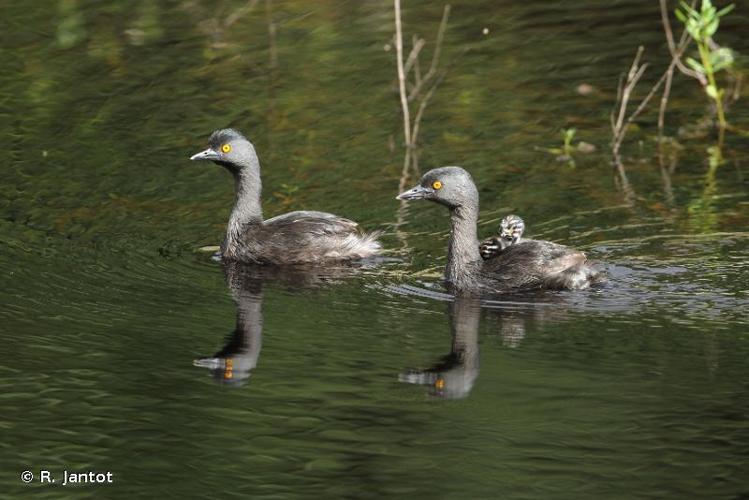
(611, 46), (677, 161)
(611, 74), (624, 132)
(609, 44), (675, 208)
(393, 3), (451, 248)
(413, 40), (423, 85)
(611, 46), (649, 161)
(413, 35), (421, 85)
(394, 2), (450, 154)
(412, 72), (445, 147)
(627, 70), (668, 126)
(398, 148), (413, 194)
(394, 0), (412, 148)
(408, 5), (450, 101)
(660, 0), (706, 86)
(404, 37), (425, 75)
(657, 0), (696, 141)
(614, 161), (637, 208)
(612, 47), (646, 135)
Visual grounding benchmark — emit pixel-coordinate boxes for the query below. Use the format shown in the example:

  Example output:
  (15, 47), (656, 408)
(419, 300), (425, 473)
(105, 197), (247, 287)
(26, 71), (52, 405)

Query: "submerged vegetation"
(537, 128), (597, 169)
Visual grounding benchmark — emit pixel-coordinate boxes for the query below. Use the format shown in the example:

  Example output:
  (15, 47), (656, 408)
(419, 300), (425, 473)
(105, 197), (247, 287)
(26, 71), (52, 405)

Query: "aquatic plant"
(561, 128), (577, 157)
(540, 128), (577, 166)
(675, 0), (735, 141)
(609, 0), (736, 188)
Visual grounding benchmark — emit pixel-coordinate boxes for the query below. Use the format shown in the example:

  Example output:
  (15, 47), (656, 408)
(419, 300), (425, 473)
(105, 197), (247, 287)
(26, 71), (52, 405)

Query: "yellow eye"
(432, 180), (443, 190)
(221, 144), (232, 153)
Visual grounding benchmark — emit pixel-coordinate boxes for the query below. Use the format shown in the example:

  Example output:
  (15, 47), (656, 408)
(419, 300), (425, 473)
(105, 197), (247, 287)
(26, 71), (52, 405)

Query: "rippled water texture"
(1, 0), (748, 498)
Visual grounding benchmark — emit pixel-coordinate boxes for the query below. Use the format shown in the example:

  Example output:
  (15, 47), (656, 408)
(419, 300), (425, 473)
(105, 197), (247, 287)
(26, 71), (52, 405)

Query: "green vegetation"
(539, 128), (595, 167)
(676, 0), (735, 140)
(561, 128), (577, 158)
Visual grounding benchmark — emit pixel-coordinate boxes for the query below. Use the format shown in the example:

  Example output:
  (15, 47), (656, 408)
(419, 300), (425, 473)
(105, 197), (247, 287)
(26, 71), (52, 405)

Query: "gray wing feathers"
(264, 211), (359, 236)
(484, 240), (600, 290)
(243, 211), (380, 264)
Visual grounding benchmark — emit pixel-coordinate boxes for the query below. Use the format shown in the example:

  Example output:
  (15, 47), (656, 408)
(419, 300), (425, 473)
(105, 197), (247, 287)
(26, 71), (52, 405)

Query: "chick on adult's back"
(190, 129), (380, 264)
(397, 166), (602, 293)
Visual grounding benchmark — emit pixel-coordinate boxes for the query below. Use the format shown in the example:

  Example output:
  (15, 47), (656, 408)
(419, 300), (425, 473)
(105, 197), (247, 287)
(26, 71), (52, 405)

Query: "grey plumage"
(397, 166), (603, 293)
(190, 129), (381, 264)
(193, 260), (367, 386)
(399, 297), (481, 399)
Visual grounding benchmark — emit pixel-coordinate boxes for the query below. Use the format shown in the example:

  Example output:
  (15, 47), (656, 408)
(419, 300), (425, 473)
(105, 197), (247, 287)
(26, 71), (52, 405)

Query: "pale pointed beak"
(190, 148), (221, 161)
(193, 357), (221, 369)
(396, 185), (432, 201)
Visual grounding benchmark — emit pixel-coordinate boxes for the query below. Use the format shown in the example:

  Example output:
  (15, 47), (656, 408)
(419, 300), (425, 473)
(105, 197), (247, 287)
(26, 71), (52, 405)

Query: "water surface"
(1, 0), (748, 498)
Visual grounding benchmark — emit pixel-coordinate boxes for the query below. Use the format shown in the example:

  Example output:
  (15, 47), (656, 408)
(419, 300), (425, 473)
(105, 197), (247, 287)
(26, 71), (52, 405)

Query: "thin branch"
(394, 0), (411, 147)
(412, 72), (445, 147)
(404, 36), (425, 75)
(658, 66), (676, 142)
(407, 4), (450, 101)
(611, 46), (665, 162)
(615, 162), (637, 208)
(626, 68), (667, 126)
(660, 0), (706, 86)
(398, 148), (413, 194)
(657, 0), (697, 141)
(413, 43), (423, 86)
(611, 74), (624, 132)
(394, 3), (451, 248)
(612, 47), (646, 140)
(427, 6), (449, 78)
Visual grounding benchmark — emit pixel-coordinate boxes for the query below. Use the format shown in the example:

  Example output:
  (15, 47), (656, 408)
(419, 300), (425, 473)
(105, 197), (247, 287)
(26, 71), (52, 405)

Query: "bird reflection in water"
(399, 297), (482, 400)
(193, 260), (366, 387)
(398, 291), (582, 399)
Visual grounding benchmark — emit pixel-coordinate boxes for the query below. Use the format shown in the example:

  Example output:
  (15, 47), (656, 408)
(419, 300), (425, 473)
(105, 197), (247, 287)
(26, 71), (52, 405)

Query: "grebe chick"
(479, 214), (525, 259)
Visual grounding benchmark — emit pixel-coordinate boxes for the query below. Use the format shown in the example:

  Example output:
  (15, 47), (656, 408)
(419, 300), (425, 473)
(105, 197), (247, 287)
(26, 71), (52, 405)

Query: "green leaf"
(686, 57), (705, 74)
(716, 3), (735, 17)
(705, 84), (719, 99)
(713, 60), (731, 72)
(705, 18), (719, 37)
(686, 17), (704, 39)
(680, 1), (697, 16)
(710, 47), (734, 72)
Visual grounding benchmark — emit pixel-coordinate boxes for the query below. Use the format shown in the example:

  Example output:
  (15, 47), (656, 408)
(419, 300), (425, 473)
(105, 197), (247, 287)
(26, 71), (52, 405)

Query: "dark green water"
(2, 1), (748, 498)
